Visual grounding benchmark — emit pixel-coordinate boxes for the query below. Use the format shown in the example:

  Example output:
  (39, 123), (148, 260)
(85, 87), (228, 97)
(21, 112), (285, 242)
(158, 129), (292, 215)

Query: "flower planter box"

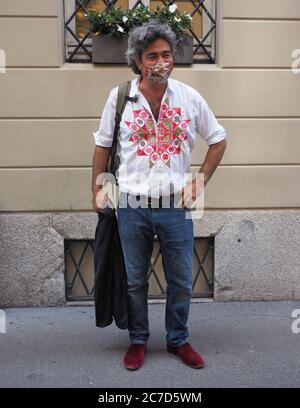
(92, 34), (193, 65)
(92, 34), (129, 64)
(174, 35), (193, 64)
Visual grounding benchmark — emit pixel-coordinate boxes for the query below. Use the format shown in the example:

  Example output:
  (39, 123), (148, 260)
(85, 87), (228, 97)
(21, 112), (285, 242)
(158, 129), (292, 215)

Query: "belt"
(123, 193), (176, 208)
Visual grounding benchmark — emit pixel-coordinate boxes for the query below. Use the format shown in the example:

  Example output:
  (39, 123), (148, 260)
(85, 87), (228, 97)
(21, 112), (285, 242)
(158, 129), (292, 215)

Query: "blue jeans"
(117, 192), (194, 347)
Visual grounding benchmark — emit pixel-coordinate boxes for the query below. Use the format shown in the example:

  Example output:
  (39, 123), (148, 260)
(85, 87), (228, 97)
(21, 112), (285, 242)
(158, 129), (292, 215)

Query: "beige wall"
(0, 0), (299, 211)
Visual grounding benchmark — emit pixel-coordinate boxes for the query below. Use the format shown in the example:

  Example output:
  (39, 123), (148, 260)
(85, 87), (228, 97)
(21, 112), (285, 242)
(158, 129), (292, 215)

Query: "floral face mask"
(145, 61), (173, 84)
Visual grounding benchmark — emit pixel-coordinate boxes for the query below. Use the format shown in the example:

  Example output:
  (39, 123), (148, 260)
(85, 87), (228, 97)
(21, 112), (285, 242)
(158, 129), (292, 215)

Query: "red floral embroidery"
(125, 97), (190, 167)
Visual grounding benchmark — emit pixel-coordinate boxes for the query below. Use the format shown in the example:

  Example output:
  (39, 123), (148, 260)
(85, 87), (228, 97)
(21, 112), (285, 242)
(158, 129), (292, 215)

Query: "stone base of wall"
(0, 210), (299, 306)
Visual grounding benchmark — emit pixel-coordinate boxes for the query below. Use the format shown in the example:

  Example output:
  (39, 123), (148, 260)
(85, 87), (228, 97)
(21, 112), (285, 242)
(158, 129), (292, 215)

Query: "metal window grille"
(64, 237), (214, 301)
(63, 0), (216, 63)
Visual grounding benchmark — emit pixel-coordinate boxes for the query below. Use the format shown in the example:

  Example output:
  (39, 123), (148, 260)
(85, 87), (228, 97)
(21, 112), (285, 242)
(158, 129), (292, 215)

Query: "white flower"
(174, 17), (181, 22)
(168, 4), (178, 13)
(117, 25), (125, 33)
(122, 16), (128, 23)
(186, 13), (193, 20)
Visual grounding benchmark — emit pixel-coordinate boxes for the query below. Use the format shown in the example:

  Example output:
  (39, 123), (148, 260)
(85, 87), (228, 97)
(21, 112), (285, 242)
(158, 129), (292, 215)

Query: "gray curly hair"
(125, 20), (177, 75)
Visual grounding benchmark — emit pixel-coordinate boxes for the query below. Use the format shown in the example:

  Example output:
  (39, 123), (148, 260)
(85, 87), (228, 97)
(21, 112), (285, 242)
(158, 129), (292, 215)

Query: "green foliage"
(86, 4), (192, 40)
(152, 6), (192, 39)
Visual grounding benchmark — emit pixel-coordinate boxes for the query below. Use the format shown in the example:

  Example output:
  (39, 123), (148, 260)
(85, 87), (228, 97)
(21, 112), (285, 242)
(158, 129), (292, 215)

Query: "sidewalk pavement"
(0, 301), (299, 388)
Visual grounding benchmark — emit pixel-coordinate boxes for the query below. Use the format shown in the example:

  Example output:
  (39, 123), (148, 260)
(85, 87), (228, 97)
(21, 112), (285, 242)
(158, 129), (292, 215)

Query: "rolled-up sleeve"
(195, 93), (226, 145)
(93, 87), (118, 147)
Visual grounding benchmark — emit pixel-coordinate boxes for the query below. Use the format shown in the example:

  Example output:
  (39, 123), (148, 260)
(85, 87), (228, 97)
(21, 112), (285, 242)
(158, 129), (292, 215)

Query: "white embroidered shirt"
(93, 77), (226, 197)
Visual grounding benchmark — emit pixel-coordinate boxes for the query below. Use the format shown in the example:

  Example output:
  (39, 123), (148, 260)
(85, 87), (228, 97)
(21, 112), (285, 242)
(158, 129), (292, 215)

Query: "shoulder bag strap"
(108, 80), (131, 178)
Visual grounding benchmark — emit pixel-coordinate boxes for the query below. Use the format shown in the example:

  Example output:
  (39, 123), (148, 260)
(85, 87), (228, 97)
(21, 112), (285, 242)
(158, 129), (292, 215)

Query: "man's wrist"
(195, 173), (208, 188)
(92, 185), (102, 196)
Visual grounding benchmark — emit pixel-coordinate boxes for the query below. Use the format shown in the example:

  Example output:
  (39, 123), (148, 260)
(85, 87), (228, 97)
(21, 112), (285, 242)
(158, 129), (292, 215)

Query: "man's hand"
(176, 177), (205, 209)
(92, 189), (112, 213)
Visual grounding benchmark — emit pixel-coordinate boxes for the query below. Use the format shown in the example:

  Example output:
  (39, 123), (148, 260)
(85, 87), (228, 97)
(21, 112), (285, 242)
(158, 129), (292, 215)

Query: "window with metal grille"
(64, 237), (214, 301)
(63, 0), (216, 63)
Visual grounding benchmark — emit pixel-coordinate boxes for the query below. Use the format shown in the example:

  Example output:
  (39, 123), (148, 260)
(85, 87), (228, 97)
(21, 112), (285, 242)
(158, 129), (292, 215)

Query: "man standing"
(92, 20), (227, 370)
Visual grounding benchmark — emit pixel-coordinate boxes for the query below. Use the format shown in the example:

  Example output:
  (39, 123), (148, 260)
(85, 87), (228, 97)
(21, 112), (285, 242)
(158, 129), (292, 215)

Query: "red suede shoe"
(124, 344), (147, 370)
(167, 343), (205, 368)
